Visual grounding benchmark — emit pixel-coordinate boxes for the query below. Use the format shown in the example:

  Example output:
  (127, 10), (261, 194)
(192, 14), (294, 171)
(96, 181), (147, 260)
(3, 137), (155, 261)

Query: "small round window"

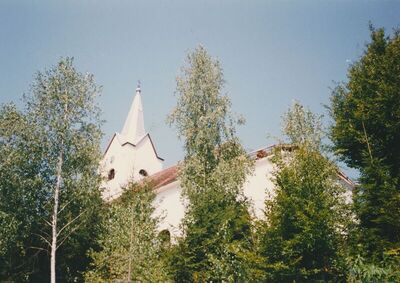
(139, 169), (148, 177)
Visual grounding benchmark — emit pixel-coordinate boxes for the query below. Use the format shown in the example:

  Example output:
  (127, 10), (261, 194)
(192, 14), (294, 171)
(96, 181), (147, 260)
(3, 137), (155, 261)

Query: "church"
(100, 85), (354, 238)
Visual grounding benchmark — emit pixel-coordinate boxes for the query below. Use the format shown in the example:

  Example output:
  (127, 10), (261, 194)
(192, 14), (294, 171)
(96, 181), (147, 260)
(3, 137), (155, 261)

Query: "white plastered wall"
(101, 134), (163, 200)
(153, 181), (185, 237)
(133, 136), (163, 180)
(152, 157), (277, 238)
(242, 157), (276, 219)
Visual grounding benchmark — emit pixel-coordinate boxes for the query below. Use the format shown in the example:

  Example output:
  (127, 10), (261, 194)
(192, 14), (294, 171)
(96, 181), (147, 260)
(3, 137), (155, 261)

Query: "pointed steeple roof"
(121, 83), (146, 143)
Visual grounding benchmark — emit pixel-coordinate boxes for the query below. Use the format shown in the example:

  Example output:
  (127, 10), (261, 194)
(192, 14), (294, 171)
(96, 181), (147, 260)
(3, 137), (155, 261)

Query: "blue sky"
(0, 1), (399, 176)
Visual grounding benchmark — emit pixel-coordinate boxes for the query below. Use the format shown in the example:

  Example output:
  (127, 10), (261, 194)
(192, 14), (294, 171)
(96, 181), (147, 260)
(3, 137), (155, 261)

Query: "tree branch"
(29, 246), (49, 254)
(40, 215), (52, 227)
(57, 209), (87, 237)
(56, 220), (85, 250)
(362, 121), (373, 162)
(33, 233), (51, 247)
(57, 198), (74, 216)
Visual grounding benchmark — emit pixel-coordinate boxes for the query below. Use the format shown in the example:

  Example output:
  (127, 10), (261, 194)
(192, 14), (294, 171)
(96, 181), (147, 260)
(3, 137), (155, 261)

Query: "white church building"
(100, 86), (353, 238)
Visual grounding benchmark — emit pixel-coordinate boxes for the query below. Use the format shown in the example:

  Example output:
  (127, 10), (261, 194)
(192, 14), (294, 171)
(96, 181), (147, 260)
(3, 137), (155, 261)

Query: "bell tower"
(100, 83), (164, 200)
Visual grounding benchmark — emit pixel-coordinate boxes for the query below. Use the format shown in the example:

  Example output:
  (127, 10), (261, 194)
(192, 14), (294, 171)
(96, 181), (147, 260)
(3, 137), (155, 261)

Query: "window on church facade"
(108, 169), (115, 180)
(159, 229), (171, 247)
(139, 169), (148, 177)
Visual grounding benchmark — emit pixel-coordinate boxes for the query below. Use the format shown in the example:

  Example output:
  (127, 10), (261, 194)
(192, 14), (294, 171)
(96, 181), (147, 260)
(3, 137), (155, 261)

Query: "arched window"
(159, 229), (171, 247)
(139, 169), (148, 177)
(108, 169), (115, 180)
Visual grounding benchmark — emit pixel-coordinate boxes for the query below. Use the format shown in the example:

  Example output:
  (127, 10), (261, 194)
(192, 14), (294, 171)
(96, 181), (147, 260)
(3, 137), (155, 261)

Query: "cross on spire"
(136, 80), (141, 93)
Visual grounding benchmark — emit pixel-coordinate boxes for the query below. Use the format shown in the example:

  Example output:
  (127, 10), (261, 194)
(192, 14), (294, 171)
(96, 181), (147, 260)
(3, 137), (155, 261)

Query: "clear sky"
(0, 1), (399, 175)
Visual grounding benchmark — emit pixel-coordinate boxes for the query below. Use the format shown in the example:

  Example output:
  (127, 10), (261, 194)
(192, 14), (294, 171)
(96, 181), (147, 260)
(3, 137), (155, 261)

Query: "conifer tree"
(330, 26), (400, 259)
(259, 102), (349, 282)
(167, 46), (257, 282)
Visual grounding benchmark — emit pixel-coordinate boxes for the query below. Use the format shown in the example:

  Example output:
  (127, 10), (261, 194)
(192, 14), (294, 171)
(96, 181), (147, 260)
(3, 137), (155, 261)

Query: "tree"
(167, 46), (258, 282)
(0, 104), (45, 280)
(0, 58), (104, 282)
(330, 26), (400, 258)
(259, 102), (350, 282)
(85, 182), (170, 282)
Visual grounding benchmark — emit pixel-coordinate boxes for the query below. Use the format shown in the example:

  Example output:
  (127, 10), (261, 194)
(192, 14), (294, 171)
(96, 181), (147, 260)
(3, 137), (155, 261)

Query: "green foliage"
(330, 26), (400, 258)
(0, 104), (46, 281)
(167, 46), (258, 282)
(84, 182), (170, 282)
(0, 58), (104, 282)
(330, 26), (400, 175)
(346, 249), (400, 283)
(283, 101), (323, 150)
(259, 102), (350, 282)
(352, 158), (400, 258)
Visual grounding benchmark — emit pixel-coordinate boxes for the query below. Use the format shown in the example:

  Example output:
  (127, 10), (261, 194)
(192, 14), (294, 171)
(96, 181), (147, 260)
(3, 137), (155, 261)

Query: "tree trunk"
(127, 207), (135, 283)
(51, 101), (68, 283)
(50, 148), (63, 283)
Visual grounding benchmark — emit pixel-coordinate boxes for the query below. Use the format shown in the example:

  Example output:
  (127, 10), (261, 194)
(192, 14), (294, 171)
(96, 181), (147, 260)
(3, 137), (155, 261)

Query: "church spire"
(121, 82), (146, 143)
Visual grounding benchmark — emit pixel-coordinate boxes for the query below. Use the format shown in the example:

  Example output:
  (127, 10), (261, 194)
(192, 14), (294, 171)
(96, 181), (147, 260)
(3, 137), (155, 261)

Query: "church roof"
(146, 144), (355, 190)
(149, 165), (178, 189)
(102, 84), (164, 161)
(103, 132), (164, 161)
(147, 145), (287, 189)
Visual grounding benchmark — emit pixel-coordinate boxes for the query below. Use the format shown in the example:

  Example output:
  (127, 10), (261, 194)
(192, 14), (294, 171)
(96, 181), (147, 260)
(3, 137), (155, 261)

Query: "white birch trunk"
(51, 101), (68, 283)
(50, 148), (63, 283)
(127, 208), (135, 283)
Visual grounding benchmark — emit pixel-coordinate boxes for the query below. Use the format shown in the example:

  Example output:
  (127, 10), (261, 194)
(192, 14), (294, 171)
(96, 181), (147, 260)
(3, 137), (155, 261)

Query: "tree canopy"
(330, 26), (400, 177)
(259, 102), (350, 282)
(0, 58), (104, 282)
(167, 46), (257, 282)
(85, 182), (170, 282)
(330, 26), (400, 258)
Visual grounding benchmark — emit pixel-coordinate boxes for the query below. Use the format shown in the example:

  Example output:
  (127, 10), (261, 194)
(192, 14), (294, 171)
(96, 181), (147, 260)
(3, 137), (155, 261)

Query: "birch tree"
(29, 58), (103, 283)
(0, 104), (45, 280)
(0, 58), (104, 282)
(168, 46), (258, 282)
